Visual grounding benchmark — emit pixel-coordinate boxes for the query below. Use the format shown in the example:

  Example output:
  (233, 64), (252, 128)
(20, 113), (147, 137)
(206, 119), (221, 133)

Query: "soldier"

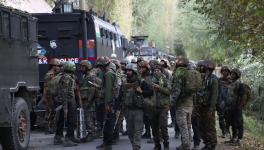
(120, 58), (129, 71)
(225, 68), (244, 145)
(110, 60), (123, 144)
(171, 57), (194, 150)
(96, 57), (117, 150)
(217, 66), (231, 138)
(43, 58), (62, 134)
(192, 60), (205, 150)
(79, 60), (101, 141)
(138, 61), (152, 139)
(196, 60), (218, 150)
(53, 61), (78, 147)
(95, 57), (107, 136)
(119, 63), (144, 150)
(142, 61), (170, 150)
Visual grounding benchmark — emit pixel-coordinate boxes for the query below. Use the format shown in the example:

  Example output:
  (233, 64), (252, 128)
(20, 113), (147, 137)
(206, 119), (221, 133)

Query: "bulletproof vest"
(123, 80), (144, 109)
(57, 73), (76, 103)
(46, 72), (63, 96)
(80, 72), (97, 101)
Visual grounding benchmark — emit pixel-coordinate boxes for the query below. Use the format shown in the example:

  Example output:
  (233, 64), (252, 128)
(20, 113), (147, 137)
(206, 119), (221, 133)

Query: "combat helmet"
(139, 60), (150, 70)
(203, 60), (215, 70)
(221, 66), (230, 73)
(112, 59), (121, 69)
(96, 56), (111, 67)
(109, 62), (117, 72)
(231, 68), (241, 78)
(80, 60), (92, 70)
(176, 57), (189, 67)
(126, 63), (137, 74)
(63, 61), (76, 72)
(120, 58), (129, 65)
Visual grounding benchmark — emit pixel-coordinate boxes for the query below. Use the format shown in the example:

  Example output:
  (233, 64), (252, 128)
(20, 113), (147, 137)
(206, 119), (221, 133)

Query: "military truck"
(0, 5), (39, 150)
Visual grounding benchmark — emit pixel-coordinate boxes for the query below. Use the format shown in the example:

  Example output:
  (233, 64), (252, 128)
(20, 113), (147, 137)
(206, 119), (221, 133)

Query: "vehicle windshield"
(135, 47), (154, 56)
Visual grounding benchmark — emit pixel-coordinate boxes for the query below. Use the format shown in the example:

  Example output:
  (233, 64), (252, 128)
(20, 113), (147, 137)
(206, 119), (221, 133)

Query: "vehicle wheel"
(1, 97), (30, 150)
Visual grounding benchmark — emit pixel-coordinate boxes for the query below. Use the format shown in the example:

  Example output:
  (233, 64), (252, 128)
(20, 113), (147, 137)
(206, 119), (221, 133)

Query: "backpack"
(238, 83), (253, 108)
(46, 73), (63, 96)
(183, 69), (203, 95)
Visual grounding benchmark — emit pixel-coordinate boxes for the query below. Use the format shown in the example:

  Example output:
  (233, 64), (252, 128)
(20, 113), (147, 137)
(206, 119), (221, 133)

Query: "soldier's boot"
(53, 135), (63, 145)
(133, 145), (140, 150)
(142, 132), (151, 139)
(96, 143), (106, 149)
(70, 137), (81, 143)
(174, 132), (180, 139)
(224, 137), (236, 144)
(153, 143), (161, 150)
(163, 142), (169, 150)
(62, 137), (78, 147)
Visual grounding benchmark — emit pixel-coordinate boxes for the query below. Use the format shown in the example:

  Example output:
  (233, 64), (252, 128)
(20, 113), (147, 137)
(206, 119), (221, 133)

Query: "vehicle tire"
(1, 97), (31, 150)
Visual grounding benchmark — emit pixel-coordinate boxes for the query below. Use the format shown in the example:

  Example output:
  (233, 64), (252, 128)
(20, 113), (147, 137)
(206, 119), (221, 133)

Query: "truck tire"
(1, 97), (30, 150)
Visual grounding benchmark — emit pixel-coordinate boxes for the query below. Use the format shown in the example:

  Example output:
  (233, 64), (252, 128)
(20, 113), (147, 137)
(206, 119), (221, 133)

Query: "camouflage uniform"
(54, 65), (78, 146)
(145, 70), (170, 150)
(43, 70), (57, 133)
(80, 69), (102, 139)
(119, 64), (144, 150)
(113, 68), (126, 141)
(171, 67), (193, 150)
(217, 77), (232, 137)
(102, 69), (116, 147)
(227, 68), (244, 143)
(196, 73), (218, 149)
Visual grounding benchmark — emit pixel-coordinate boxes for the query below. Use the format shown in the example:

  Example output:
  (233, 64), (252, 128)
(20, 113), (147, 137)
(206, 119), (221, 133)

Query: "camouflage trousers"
(125, 108), (144, 150)
(175, 107), (193, 150)
(198, 108), (217, 146)
(147, 107), (169, 145)
(83, 102), (96, 137)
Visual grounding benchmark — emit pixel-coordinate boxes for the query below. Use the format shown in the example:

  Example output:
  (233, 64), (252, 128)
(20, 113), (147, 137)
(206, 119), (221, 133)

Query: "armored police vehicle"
(34, 1), (128, 87)
(0, 4), (39, 150)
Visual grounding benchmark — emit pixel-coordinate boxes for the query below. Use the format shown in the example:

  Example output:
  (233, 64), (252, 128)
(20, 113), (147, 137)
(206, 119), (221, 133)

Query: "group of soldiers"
(42, 56), (249, 150)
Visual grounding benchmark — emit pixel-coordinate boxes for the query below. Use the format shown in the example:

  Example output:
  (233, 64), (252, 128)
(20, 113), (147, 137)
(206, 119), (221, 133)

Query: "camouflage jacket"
(80, 70), (102, 105)
(142, 72), (170, 109)
(119, 74), (144, 109)
(43, 70), (56, 105)
(194, 73), (218, 111)
(171, 67), (193, 108)
(217, 78), (232, 110)
(103, 70), (116, 105)
(57, 72), (76, 111)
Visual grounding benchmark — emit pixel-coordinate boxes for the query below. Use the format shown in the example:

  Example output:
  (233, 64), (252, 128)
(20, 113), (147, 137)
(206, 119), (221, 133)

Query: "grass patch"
(243, 114), (264, 143)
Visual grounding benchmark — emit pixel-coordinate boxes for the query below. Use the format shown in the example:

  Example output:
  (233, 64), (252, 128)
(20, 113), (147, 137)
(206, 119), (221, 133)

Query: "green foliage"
(244, 114), (264, 140)
(182, 0), (264, 58)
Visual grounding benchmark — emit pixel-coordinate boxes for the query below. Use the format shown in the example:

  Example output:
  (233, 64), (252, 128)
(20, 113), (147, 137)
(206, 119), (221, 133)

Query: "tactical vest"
(123, 82), (144, 109)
